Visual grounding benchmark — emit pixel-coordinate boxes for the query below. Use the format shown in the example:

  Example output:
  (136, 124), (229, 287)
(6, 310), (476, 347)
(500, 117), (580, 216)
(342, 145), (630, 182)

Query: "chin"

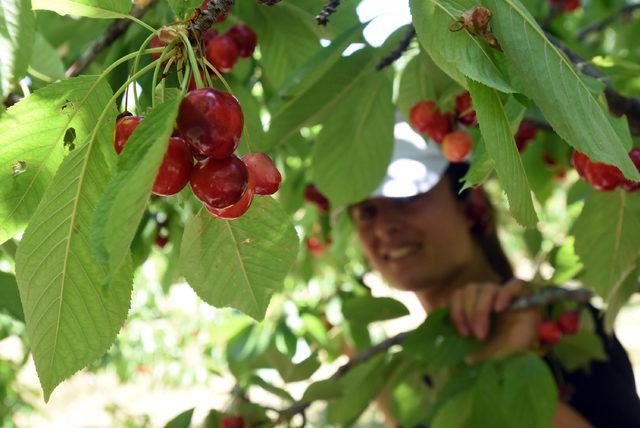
(386, 271), (438, 292)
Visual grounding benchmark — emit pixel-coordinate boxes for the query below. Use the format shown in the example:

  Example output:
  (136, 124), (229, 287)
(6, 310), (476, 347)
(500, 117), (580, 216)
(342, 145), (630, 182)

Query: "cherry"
(561, 0), (580, 12)
(427, 112), (453, 144)
(621, 148), (640, 192)
(571, 151), (589, 179)
(200, 0), (229, 22)
(585, 161), (624, 191)
(409, 101), (452, 143)
(152, 136), (193, 196)
(226, 25), (257, 58)
(306, 237), (331, 257)
(515, 122), (537, 152)
(241, 153), (281, 195)
(202, 28), (219, 46)
(304, 184), (330, 213)
(442, 131), (472, 163)
(538, 321), (562, 344)
(188, 66), (216, 91)
(190, 155), (248, 209)
(206, 165), (255, 219)
(150, 36), (166, 60)
(221, 416), (244, 428)
(177, 88), (244, 159)
(206, 35), (239, 73)
(113, 115), (144, 154)
(455, 91), (476, 127)
(557, 311), (580, 335)
(155, 234), (169, 248)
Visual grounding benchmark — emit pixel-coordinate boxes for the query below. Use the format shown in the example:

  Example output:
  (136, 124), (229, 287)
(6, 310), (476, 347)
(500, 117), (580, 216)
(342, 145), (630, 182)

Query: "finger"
(472, 285), (499, 340)
(462, 284), (480, 338)
(494, 279), (525, 312)
(450, 289), (469, 336)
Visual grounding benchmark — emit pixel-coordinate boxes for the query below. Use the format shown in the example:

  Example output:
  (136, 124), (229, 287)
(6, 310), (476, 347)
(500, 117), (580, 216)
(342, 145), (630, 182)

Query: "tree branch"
(376, 26), (416, 71)
(577, 3), (640, 42)
(66, 0), (159, 78)
(316, 0), (341, 26)
(190, 0), (234, 38)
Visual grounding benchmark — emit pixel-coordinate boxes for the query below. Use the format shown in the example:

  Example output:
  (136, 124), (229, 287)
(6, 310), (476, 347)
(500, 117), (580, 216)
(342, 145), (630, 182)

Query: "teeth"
(387, 246), (417, 260)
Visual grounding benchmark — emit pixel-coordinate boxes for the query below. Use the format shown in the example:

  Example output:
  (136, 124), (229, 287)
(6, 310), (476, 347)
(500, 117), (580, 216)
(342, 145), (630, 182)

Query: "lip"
(380, 243), (423, 262)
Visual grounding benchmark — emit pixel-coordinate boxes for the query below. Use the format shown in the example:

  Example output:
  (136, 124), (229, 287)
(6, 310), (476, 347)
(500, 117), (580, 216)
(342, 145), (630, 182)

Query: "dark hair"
(444, 163), (514, 283)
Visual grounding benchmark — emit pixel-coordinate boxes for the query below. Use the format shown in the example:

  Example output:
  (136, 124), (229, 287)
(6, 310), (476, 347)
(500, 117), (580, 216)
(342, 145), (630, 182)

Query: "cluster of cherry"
(538, 310), (580, 345)
(408, 92), (476, 162)
(572, 149), (640, 192)
(114, 87), (281, 219)
(548, 0), (581, 12)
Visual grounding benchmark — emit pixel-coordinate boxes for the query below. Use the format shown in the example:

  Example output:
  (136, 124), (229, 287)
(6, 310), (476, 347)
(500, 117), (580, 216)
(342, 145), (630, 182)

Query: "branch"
(316, 0), (340, 26)
(376, 26), (416, 71)
(66, 0), (159, 77)
(577, 3), (640, 41)
(190, 0), (234, 37)
(545, 31), (640, 135)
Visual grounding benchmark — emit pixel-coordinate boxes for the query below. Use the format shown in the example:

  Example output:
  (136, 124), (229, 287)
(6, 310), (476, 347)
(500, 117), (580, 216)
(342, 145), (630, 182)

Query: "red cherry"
(150, 36), (166, 60)
(113, 115), (144, 154)
(226, 25), (257, 58)
(188, 66), (216, 91)
(538, 321), (562, 344)
(221, 416), (244, 428)
(241, 153), (281, 195)
(409, 101), (437, 134)
(206, 35), (239, 73)
(426, 112), (453, 144)
(177, 88), (244, 159)
(304, 184), (330, 213)
(543, 153), (557, 167)
(562, 0), (580, 12)
(585, 161), (624, 191)
(155, 234), (169, 248)
(621, 148), (640, 192)
(152, 136), (193, 196)
(571, 151), (590, 179)
(455, 91), (477, 127)
(515, 122), (537, 152)
(202, 28), (219, 46)
(442, 131), (473, 162)
(206, 165), (255, 219)
(190, 155), (248, 209)
(306, 237), (327, 257)
(557, 311), (580, 335)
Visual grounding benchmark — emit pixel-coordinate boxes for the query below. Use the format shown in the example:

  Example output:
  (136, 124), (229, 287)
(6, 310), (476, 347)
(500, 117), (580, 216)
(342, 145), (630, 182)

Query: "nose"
(371, 203), (406, 240)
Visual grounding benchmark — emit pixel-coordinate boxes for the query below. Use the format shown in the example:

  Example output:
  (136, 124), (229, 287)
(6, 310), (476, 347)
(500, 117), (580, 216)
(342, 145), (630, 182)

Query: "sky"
(357, 0), (412, 46)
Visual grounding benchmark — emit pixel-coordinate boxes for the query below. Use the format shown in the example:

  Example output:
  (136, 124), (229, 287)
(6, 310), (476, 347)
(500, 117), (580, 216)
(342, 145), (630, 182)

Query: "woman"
(348, 122), (640, 427)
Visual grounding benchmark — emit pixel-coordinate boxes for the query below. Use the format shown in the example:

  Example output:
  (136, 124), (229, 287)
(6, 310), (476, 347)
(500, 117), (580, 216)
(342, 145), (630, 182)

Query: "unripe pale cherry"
(442, 131), (473, 163)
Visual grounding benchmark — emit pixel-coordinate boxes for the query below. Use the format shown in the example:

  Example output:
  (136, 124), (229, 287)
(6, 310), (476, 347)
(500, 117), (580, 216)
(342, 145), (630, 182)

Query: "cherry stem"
(131, 31), (160, 112)
(180, 63), (192, 95)
(126, 14), (157, 33)
(179, 32), (204, 89)
(151, 43), (178, 108)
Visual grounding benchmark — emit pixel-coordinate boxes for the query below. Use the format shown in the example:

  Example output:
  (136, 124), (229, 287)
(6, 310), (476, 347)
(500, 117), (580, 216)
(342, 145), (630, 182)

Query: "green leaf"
(0, 76), (107, 245)
(410, 0), (514, 93)
(14, 78), (133, 401)
(550, 237), (583, 284)
(164, 408), (194, 428)
(604, 265), (639, 332)
(552, 330), (608, 371)
(501, 354), (558, 428)
(0, 0), (35, 96)
(249, 374), (294, 401)
(231, 82), (265, 153)
(462, 136), (494, 190)
(467, 79), (538, 227)
(92, 97), (180, 273)
(31, 0), (131, 19)
(179, 197), (299, 320)
(483, 0), (640, 181)
(166, 0), (200, 20)
(573, 191), (640, 304)
(266, 348), (320, 383)
(265, 47), (376, 150)
(28, 32), (65, 82)
(432, 387), (473, 428)
(0, 271), (24, 321)
(342, 296), (410, 324)
(311, 71), (394, 206)
(302, 378), (344, 402)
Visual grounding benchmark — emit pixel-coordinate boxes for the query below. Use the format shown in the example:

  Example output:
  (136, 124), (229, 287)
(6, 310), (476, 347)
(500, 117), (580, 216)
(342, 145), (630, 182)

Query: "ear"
(464, 187), (492, 234)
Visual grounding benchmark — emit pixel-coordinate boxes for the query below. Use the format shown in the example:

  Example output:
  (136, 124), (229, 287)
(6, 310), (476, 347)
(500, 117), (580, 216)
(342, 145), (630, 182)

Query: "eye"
(351, 203), (377, 223)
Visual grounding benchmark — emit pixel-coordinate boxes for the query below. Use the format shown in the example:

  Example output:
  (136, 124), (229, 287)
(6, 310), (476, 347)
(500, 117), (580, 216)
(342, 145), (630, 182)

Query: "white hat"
(371, 120), (450, 198)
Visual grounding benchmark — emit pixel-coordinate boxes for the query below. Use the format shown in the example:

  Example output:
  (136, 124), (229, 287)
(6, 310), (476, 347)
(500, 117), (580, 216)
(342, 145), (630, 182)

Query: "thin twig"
(376, 26), (416, 71)
(577, 3), (640, 41)
(190, 0), (234, 38)
(66, 0), (159, 77)
(316, 0), (340, 26)
(545, 31), (640, 135)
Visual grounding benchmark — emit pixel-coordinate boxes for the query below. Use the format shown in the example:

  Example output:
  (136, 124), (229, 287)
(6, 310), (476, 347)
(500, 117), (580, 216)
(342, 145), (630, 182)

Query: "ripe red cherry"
(226, 25), (257, 58)
(155, 234), (169, 248)
(206, 165), (255, 219)
(306, 237), (331, 257)
(150, 36), (166, 60)
(571, 151), (590, 179)
(538, 321), (562, 344)
(442, 131), (473, 162)
(113, 115), (143, 154)
(206, 35), (239, 73)
(557, 311), (580, 335)
(515, 122), (537, 152)
(152, 136), (193, 196)
(304, 184), (330, 213)
(621, 148), (640, 192)
(562, 0), (580, 12)
(221, 416), (244, 428)
(190, 155), (248, 209)
(177, 88), (244, 159)
(409, 100), (436, 133)
(202, 28), (219, 46)
(455, 91), (476, 127)
(241, 153), (281, 195)
(427, 112), (453, 144)
(586, 161), (624, 191)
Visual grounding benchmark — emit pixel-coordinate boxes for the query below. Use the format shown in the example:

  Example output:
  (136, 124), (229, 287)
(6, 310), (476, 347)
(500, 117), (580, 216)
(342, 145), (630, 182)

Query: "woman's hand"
(449, 278), (541, 364)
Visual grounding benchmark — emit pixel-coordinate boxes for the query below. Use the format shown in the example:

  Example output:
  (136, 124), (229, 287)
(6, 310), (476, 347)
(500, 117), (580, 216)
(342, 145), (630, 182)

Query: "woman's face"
(350, 177), (477, 292)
